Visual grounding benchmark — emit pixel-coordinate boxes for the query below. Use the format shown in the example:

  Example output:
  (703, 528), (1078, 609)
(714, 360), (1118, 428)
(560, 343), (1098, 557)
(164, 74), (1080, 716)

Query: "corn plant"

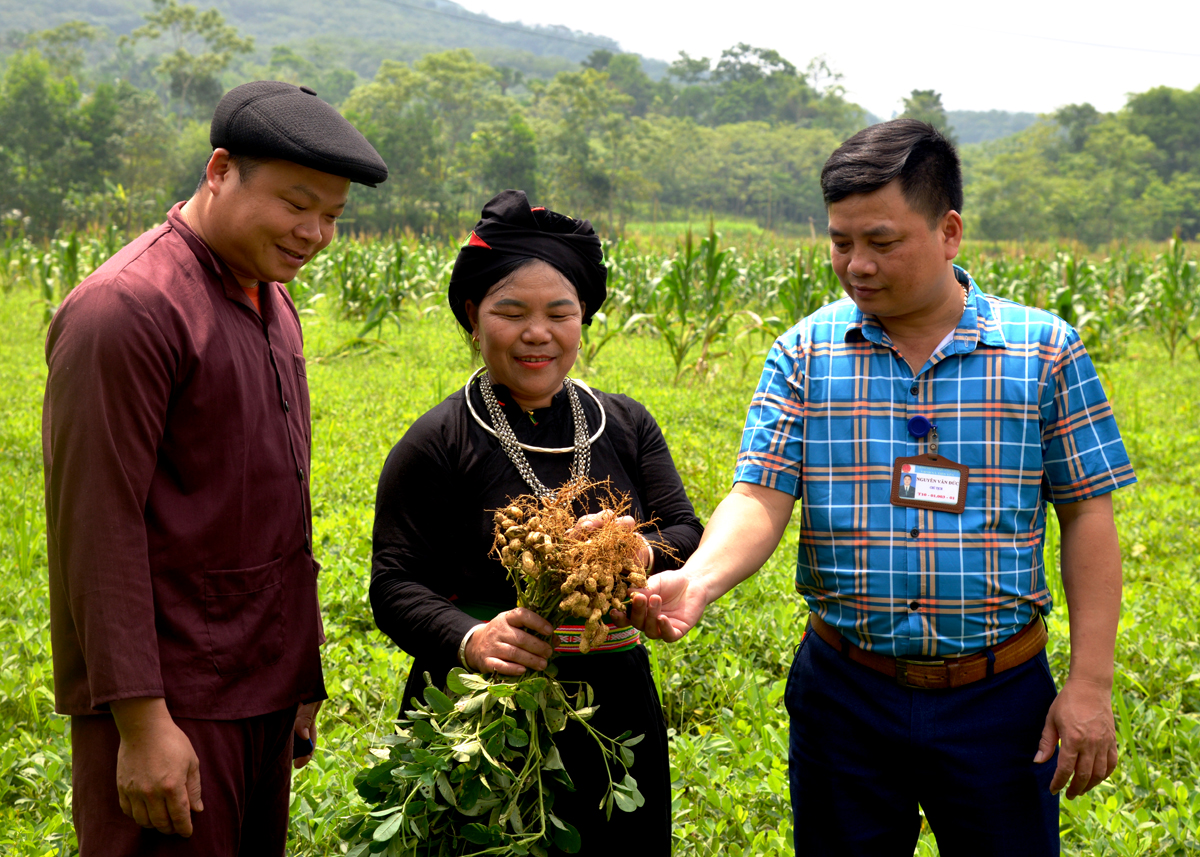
(772, 244), (843, 330)
(648, 225), (749, 383)
(1145, 239), (1199, 362)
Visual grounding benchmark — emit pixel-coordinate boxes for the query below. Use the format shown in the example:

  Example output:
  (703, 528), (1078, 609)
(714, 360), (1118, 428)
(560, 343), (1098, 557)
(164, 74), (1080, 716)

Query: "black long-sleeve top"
(370, 378), (703, 673)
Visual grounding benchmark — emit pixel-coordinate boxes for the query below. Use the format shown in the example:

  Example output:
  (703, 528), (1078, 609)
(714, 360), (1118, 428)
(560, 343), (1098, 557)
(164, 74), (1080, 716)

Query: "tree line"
(1, 3), (1198, 243)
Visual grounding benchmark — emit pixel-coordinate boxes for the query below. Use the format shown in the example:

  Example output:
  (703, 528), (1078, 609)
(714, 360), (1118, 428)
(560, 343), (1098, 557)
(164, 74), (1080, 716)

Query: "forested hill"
(0, 0), (665, 77)
(946, 110), (1038, 144)
(3, 0), (1197, 243)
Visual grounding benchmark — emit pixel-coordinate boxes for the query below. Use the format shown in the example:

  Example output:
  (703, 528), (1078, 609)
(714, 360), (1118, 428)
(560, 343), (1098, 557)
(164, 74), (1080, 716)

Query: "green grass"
(1, 289), (1198, 856)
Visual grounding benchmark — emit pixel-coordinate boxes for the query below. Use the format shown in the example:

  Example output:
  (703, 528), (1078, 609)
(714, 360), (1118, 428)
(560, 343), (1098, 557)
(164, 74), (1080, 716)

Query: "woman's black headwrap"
(448, 190), (607, 332)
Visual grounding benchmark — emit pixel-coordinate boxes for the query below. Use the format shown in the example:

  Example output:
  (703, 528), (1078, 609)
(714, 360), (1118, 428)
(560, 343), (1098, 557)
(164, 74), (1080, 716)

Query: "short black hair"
(194, 152), (275, 192)
(227, 152), (274, 184)
(821, 119), (963, 225)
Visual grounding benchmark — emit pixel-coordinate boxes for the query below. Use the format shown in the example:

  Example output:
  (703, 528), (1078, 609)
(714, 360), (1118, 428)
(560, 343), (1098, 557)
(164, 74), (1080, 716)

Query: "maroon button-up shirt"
(43, 203), (326, 719)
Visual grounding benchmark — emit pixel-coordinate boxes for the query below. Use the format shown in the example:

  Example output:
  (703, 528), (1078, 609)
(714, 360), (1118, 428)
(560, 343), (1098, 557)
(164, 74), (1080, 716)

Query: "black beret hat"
(211, 81), (388, 186)
(448, 190), (607, 332)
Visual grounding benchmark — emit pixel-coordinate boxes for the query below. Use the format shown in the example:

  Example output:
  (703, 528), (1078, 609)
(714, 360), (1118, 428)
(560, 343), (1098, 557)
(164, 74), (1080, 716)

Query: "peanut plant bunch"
(493, 480), (651, 654)
(344, 480), (656, 856)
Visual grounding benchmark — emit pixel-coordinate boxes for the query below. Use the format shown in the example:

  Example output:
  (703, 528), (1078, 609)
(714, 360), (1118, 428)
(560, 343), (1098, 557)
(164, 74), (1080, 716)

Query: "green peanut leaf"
(365, 762), (398, 786)
(372, 810), (404, 842)
(355, 782), (381, 802)
(451, 739), (481, 762)
(623, 734), (645, 747)
(458, 777), (482, 809)
(444, 669), (470, 695)
(545, 707), (567, 732)
(549, 767), (575, 792)
(520, 676), (548, 694)
(404, 798), (427, 815)
(458, 796), (501, 817)
(455, 693), (486, 715)
(613, 789), (636, 812)
(622, 774), (645, 807)
(542, 745), (564, 771)
(411, 719), (437, 742)
(422, 686), (455, 715)
(478, 718), (506, 740)
(459, 672), (492, 691)
(551, 819), (582, 853)
(409, 814), (429, 839)
(461, 823), (491, 844)
(435, 771), (456, 806)
(507, 800), (525, 834)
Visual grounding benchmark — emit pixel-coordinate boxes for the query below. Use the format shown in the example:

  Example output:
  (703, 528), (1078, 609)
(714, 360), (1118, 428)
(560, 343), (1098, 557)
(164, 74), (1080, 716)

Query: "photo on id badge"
(890, 457), (969, 514)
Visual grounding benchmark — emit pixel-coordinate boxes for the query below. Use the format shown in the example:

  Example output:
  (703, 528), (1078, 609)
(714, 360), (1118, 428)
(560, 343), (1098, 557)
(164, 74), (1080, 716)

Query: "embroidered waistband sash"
(553, 623), (641, 655)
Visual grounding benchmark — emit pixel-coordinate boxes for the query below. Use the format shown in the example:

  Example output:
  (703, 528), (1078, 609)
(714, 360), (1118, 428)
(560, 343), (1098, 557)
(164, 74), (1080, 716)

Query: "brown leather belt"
(807, 613), (1048, 690)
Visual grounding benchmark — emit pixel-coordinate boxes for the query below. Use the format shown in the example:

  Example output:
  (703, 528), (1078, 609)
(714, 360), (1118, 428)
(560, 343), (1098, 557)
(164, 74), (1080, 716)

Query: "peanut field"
(1, 229), (1198, 856)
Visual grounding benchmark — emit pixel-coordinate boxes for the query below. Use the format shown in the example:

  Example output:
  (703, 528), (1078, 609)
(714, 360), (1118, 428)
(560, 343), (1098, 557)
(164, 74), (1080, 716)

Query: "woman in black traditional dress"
(370, 190), (702, 854)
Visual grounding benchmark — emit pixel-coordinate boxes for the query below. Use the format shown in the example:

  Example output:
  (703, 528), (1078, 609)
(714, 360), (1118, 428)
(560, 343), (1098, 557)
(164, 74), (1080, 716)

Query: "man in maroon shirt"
(42, 82), (386, 855)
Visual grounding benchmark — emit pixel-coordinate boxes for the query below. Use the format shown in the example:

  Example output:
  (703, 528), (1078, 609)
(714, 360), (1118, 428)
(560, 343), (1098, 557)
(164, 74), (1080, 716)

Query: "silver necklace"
(463, 367), (606, 453)
(473, 369), (592, 497)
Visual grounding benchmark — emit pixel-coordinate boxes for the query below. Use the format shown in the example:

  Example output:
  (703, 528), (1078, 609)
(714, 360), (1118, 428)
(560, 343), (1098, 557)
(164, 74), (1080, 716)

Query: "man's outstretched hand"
(613, 568), (707, 642)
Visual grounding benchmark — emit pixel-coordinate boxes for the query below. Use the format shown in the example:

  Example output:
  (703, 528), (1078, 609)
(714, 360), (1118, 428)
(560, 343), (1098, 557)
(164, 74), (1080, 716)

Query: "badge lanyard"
(891, 415), (969, 514)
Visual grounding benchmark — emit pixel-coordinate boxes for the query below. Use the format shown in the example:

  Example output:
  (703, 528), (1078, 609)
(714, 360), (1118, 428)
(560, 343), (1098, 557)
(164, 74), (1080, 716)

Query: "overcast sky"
(457, 0), (1200, 118)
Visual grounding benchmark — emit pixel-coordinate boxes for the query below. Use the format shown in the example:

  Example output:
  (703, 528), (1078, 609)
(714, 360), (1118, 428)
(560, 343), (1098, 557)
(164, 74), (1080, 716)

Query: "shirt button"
(909, 600), (920, 611)
(283, 400), (290, 412)
(910, 384), (919, 395)
(909, 527), (919, 538)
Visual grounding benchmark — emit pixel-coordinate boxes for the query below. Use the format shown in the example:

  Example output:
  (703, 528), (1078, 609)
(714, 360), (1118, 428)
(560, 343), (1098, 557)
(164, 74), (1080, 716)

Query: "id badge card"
(891, 419), (969, 514)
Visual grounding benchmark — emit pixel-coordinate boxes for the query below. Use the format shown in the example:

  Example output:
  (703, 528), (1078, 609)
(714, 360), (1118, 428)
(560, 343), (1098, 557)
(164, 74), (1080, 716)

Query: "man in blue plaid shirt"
(627, 120), (1134, 855)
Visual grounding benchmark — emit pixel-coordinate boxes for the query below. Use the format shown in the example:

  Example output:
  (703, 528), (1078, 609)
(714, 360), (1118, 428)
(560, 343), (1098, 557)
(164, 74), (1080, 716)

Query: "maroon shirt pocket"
(203, 557), (285, 676)
(293, 352), (311, 440)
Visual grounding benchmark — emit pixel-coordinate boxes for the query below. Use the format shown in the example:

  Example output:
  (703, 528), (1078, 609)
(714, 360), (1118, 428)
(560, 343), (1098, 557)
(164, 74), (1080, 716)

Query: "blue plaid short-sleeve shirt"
(734, 267), (1136, 657)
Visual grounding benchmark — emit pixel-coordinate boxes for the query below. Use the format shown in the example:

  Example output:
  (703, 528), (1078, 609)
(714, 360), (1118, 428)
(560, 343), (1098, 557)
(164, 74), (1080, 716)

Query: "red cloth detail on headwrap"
(530, 207), (546, 212)
(467, 230), (491, 249)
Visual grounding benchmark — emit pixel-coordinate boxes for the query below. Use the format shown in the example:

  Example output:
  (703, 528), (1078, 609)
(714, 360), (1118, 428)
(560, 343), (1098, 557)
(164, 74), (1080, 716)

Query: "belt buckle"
(894, 657), (944, 689)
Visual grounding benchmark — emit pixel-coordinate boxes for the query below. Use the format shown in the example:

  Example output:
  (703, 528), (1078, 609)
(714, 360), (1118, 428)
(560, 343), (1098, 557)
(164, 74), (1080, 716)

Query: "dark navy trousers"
(785, 626), (1061, 856)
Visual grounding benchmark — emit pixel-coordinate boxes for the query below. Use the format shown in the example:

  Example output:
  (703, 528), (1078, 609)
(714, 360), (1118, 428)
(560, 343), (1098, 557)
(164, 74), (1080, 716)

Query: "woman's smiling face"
(466, 260), (584, 411)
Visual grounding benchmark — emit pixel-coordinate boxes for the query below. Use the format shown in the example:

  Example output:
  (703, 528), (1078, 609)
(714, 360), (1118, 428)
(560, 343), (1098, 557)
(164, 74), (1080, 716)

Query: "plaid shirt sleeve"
(733, 330), (806, 497)
(1039, 328), (1137, 503)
